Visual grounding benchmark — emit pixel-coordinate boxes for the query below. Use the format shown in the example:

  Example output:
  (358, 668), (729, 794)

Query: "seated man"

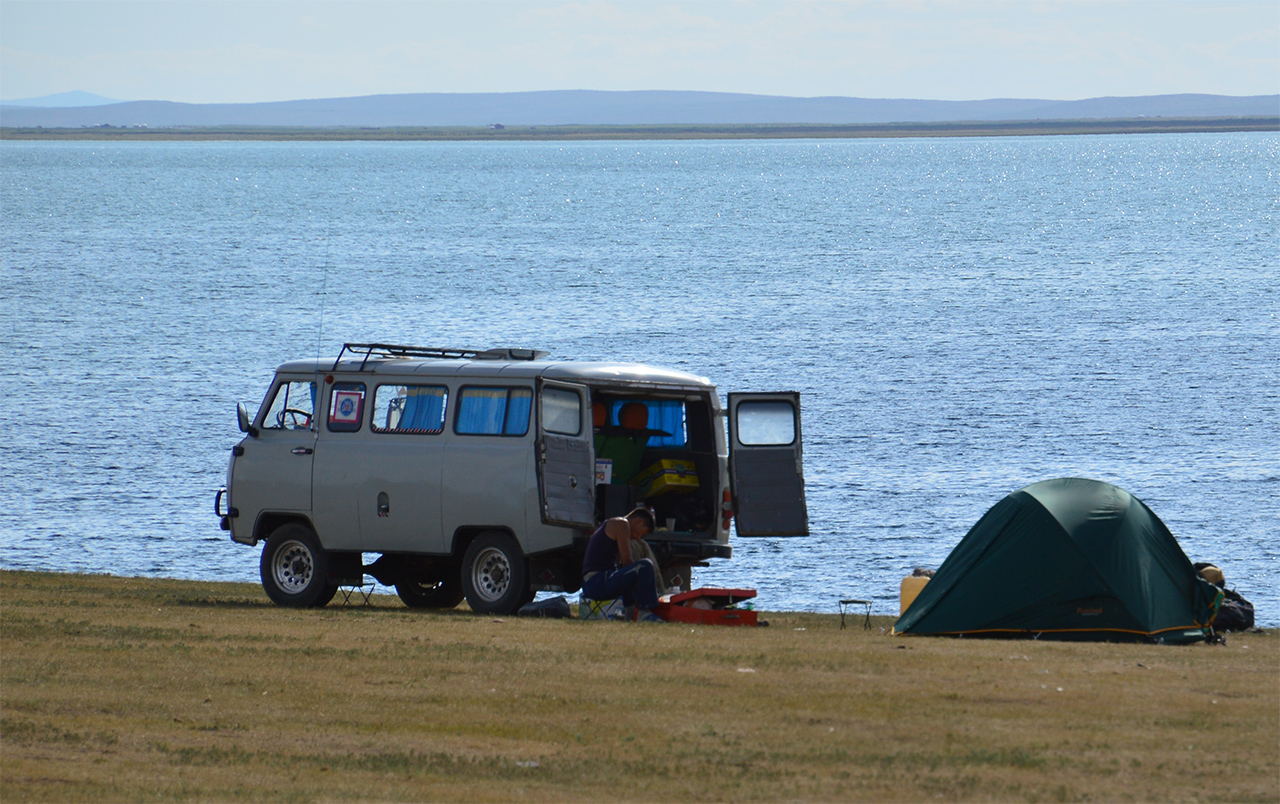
(581, 507), (663, 622)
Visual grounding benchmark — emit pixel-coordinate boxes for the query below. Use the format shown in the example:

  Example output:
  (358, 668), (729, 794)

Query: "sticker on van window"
(333, 392), (360, 422)
(328, 384), (366, 432)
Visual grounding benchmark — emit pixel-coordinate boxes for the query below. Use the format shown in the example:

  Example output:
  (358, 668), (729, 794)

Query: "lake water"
(2, 134), (1276, 625)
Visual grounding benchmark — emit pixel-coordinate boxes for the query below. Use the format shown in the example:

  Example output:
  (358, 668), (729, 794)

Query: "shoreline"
(2, 116), (1277, 142)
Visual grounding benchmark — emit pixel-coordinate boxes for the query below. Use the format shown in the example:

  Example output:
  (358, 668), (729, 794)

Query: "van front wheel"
(260, 524), (335, 608)
(462, 532), (527, 615)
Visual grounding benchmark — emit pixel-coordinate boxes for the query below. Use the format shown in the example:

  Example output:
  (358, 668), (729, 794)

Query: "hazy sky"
(2, 1), (1277, 104)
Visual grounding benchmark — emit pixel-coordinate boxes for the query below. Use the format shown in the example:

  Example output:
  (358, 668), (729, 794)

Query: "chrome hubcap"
(272, 539), (314, 594)
(472, 547), (510, 602)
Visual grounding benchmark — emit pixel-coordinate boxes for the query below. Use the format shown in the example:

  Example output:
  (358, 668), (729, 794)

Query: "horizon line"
(6, 88), (1279, 108)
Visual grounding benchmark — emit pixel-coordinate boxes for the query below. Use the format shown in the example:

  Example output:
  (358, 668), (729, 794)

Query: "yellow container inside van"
(633, 458), (699, 498)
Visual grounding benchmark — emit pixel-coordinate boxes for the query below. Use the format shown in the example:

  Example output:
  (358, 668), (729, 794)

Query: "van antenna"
(316, 227), (332, 368)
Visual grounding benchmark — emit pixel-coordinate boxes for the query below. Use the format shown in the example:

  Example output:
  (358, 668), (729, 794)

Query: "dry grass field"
(1, 570), (1275, 803)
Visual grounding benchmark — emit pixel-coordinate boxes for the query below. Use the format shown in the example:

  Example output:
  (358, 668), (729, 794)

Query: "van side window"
(456, 387), (532, 436)
(262, 381), (315, 430)
(372, 385), (448, 434)
(541, 387), (582, 435)
(327, 382), (366, 433)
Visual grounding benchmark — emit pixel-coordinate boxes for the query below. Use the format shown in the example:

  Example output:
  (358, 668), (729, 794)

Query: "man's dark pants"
(582, 560), (659, 610)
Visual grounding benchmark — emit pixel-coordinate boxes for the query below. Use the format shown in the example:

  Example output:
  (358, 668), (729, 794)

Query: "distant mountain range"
(2, 90), (1277, 129)
(3, 91), (122, 108)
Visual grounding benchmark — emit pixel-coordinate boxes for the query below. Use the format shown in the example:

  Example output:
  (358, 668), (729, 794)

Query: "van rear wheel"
(260, 523), (335, 608)
(461, 531), (528, 615)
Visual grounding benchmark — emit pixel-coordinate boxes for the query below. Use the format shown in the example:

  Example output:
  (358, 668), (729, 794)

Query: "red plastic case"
(655, 587), (758, 627)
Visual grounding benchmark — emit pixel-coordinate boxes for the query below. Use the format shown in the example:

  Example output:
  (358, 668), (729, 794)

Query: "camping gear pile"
(894, 478), (1224, 643)
(1196, 562), (1255, 632)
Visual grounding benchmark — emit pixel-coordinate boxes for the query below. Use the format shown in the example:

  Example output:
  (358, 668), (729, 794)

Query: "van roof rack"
(334, 342), (551, 372)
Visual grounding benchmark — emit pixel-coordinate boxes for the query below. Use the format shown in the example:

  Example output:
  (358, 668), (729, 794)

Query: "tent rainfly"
(894, 478), (1222, 643)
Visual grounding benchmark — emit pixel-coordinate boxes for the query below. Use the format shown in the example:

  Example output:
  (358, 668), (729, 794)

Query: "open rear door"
(537, 379), (596, 528)
(728, 392), (809, 536)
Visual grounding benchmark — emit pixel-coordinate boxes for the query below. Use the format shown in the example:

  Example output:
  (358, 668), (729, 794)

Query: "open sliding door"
(537, 379), (596, 528)
(728, 392), (809, 536)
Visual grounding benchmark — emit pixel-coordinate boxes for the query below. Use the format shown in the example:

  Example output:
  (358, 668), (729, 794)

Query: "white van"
(216, 343), (808, 614)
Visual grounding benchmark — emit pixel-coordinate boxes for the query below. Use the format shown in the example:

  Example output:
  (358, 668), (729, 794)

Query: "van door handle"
(291, 447), (313, 455)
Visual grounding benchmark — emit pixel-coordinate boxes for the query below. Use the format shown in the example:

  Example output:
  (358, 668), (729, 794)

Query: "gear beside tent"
(893, 478), (1223, 644)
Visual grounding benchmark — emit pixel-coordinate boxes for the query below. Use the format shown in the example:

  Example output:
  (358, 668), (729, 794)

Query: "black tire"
(395, 565), (465, 609)
(461, 531), (528, 615)
(260, 523), (333, 608)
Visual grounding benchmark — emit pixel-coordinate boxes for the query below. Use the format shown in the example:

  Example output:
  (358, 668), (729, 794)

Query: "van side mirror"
(237, 403), (258, 437)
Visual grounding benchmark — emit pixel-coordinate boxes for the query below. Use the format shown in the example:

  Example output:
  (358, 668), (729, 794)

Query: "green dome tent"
(894, 478), (1222, 643)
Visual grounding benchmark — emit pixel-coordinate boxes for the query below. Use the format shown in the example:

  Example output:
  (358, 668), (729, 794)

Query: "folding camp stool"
(839, 598), (872, 630)
(338, 582), (376, 607)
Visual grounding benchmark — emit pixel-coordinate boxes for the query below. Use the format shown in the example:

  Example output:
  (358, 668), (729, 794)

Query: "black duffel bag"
(518, 596), (572, 619)
(1213, 588), (1255, 632)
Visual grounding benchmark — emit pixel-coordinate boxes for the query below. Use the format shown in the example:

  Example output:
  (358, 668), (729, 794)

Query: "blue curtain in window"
(400, 387), (445, 431)
(457, 388), (532, 436)
(649, 401), (685, 447)
(505, 390), (532, 436)
(458, 389), (509, 434)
